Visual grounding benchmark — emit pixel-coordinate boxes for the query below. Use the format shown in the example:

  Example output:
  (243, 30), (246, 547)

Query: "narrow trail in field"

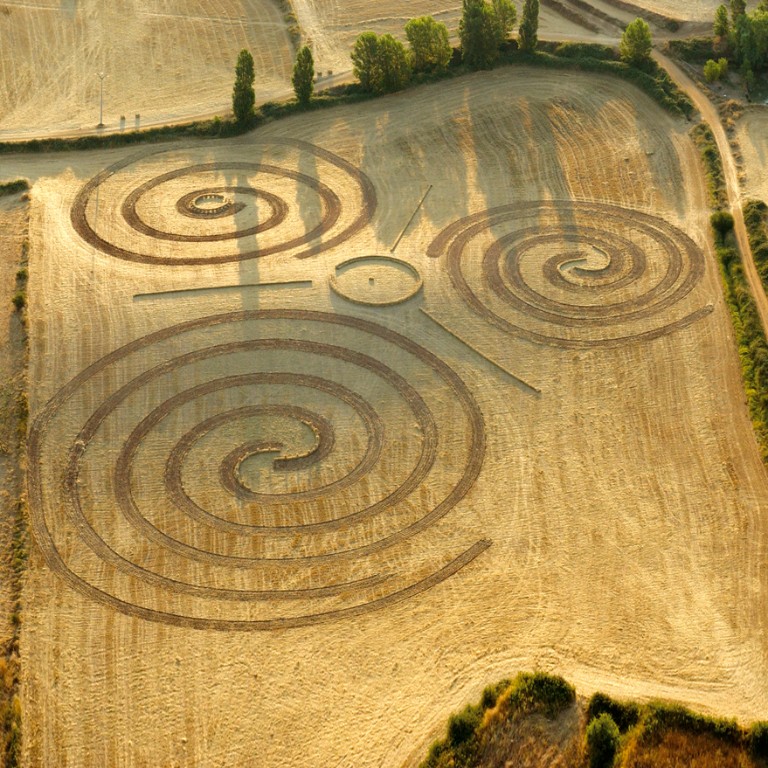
(654, 50), (768, 339)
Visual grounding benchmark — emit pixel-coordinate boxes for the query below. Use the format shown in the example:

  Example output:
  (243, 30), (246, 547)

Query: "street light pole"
(97, 72), (106, 128)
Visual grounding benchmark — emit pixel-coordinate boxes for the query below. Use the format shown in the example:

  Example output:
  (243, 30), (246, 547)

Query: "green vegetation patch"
(690, 122), (728, 209)
(691, 122), (768, 462)
(0, 180), (28, 197)
(419, 672), (768, 767)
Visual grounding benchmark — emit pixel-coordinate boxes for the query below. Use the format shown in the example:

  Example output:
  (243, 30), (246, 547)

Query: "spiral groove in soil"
(428, 201), (710, 348)
(28, 310), (488, 630)
(70, 139), (377, 266)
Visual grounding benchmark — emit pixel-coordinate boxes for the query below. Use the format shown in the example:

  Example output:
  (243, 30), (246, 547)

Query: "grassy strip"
(744, 199), (768, 287)
(419, 674), (768, 767)
(0, 216), (29, 768)
(565, 0), (625, 29)
(692, 122), (768, 461)
(0, 42), (693, 157)
(666, 36), (718, 65)
(599, 0), (681, 31)
(421, 672), (575, 768)
(0, 180), (28, 197)
(690, 123), (728, 209)
(540, 0), (601, 33)
(272, 0), (302, 50)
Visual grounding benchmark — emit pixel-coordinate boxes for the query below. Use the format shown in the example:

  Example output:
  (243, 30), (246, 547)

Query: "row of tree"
(713, 0), (768, 88)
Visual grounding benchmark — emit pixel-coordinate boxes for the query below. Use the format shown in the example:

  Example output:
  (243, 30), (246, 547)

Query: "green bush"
(553, 42), (617, 60)
(480, 678), (511, 710)
(749, 721), (768, 759)
(666, 36), (717, 63)
(0, 179), (28, 197)
(586, 713), (620, 768)
(447, 704), (482, 747)
(506, 671), (575, 719)
(711, 209), (735, 239)
(642, 702), (741, 745)
(11, 293), (25, 311)
(691, 122), (728, 208)
(586, 692), (641, 733)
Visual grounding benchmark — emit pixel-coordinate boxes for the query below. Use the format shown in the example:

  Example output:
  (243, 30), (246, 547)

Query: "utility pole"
(97, 71), (106, 128)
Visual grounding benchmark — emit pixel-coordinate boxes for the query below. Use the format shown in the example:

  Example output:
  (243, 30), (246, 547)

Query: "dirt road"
(654, 50), (768, 335)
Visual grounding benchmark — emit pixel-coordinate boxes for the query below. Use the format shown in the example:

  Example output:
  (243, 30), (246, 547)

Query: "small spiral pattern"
(70, 139), (376, 266)
(428, 201), (711, 347)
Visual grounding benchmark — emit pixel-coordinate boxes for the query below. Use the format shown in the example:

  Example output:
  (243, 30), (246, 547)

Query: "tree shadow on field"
(355, 91), (471, 252)
(466, 79), (570, 211)
(232, 142), (262, 314)
(60, 0), (77, 19)
(633, 107), (686, 222)
(296, 142), (321, 259)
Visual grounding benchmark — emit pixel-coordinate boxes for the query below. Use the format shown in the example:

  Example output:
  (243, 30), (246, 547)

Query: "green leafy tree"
(292, 45), (314, 105)
(232, 49), (255, 123)
(518, 0), (539, 52)
(704, 57), (729, 80)
(351, 31), (381, 91)
(460, 0), (501, 69)
(376, 33), (411, 93)
(492, 0), (517, 40)
(752, 10), (768, 67)
(351, 32), (411, 93)
(585, 714), (620, 768)
(731, 0), (747, 22)
(714, 4), (730, 36)
(405, 15), (452, 72)
(619, 17), (652, 66)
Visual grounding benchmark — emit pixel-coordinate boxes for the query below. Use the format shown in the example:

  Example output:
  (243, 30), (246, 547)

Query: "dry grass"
(619, 729), (759, 768)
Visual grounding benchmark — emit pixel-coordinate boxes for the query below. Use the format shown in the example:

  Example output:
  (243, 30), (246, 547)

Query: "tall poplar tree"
(232, 49), (255, 123)
(518, 0), (539, 52)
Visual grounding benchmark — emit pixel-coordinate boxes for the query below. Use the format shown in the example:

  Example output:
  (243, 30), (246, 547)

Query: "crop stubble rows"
(31, 140), (713, 631)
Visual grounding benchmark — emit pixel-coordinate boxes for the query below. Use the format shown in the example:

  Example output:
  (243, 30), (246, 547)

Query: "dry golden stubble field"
(11, 66), (768, 767)
(736, 106), (768, 204)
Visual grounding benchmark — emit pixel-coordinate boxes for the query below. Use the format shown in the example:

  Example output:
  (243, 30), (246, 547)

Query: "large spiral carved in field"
(28, 311), (488, 630)
(428, 201), (711, 347)
(70, 139), (376, 266)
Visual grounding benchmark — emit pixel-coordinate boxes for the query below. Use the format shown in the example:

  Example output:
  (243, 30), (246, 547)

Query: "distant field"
(0, 0), (294, 138)
(0, 0), (730, 140)
(6, 64), (768, 767)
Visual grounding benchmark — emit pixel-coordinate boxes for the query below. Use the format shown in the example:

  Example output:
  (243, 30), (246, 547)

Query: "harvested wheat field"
(737, 106), (768, 204)
(9, 64), (768, 767)
(0, 0), (294, 138)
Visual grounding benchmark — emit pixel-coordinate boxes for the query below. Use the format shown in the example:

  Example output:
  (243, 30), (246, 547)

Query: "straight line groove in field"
(420, 309), (542, 394)
(133, 280), (313, 301)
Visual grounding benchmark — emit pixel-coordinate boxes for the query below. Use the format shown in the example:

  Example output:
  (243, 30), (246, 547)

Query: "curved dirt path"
(654, 50), (768, 336)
